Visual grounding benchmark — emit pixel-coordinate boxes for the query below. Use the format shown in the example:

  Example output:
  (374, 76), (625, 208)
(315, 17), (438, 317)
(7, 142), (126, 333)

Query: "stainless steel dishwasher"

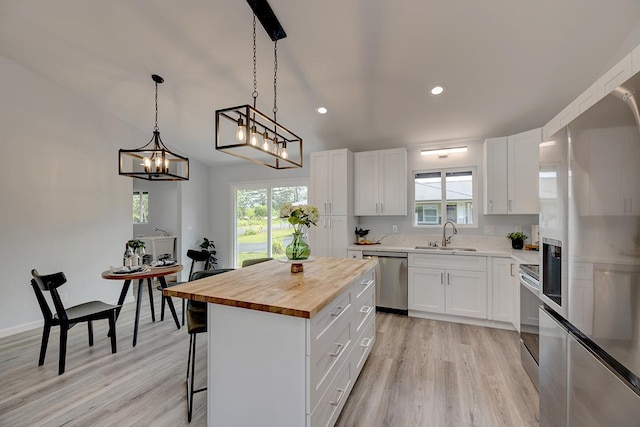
(362, 251), (408, 315)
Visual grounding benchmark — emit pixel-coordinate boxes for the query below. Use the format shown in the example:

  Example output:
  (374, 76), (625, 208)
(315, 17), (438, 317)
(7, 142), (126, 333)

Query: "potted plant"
(199, 238), (218, 269)
(506, 232), (527, 250)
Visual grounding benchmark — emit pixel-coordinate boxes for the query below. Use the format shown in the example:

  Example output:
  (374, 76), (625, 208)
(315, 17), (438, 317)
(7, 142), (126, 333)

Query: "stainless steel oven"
(519, 263), (541, 390)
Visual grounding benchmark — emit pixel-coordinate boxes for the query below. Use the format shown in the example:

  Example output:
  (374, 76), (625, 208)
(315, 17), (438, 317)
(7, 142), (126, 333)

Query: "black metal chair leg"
(108, 312), (117, 353)
(39, 324), (51, 366)
(59, 327), (68, 375)
(147, 279), (155, 322)
(187, 332), (197, 422)
(187, 334), (193, 381)
(160, 295), (166, 321)
(87, 320), (94, 346)
(182, 300), (185, 326)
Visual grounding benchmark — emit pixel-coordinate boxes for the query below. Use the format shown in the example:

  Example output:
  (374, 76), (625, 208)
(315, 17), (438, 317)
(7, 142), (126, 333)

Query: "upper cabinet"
(484, 128), (541, 215)
(310, 149), (352, 216)
(354, 148), (407, 216)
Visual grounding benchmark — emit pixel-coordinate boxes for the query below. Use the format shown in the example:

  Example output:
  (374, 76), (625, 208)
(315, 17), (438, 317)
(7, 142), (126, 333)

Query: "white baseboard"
(0, 296), (135, 339)
(408, 310), (516, 331)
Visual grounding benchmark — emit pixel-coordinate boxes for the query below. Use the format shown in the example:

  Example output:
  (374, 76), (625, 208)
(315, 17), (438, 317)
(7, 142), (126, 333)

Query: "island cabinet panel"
(187, 258), (376, 427)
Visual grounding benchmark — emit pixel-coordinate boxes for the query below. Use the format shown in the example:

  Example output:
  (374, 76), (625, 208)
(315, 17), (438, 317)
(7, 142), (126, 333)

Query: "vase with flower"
(279, 203), (319, 261)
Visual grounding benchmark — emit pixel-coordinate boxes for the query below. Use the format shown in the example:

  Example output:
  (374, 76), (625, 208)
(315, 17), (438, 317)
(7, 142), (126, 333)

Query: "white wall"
(0, 54), (139, 336)
(209, 160), (310, 268)
(178, 158), (213, 280)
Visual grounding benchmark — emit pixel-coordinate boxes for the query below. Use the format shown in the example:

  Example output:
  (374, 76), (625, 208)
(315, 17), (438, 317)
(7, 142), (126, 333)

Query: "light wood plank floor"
(1, 287), (538, 427)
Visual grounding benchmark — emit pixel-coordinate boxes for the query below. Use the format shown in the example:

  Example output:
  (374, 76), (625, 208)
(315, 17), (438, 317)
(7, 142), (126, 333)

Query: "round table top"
(101, 264), (183, 280)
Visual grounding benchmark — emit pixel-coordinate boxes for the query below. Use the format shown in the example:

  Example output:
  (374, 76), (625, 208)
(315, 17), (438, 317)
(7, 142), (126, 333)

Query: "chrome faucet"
(442, 220), (458, 247)
(155, 227), (170, 237)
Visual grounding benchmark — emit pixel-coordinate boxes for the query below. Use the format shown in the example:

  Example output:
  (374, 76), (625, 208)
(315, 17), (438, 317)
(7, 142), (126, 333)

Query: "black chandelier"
(215, 0), (302, 169)
(119, 74), (189, 181)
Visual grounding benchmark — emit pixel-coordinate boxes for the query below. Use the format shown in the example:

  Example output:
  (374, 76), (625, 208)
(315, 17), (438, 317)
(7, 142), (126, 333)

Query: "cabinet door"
(354, 152), (379, 215)
(483, 137), (508, 214)
(379, 149), (407, 215)
(310, 152), (329, 212)
(491, 258), (515, 324)
(446, 269), (487, 319)
(508, 128), (541, 214)
(310, 216), (330, 257)
(327, 150), (349, 215)
(327, 216), (348, 258)
(408, 267), (445, 314)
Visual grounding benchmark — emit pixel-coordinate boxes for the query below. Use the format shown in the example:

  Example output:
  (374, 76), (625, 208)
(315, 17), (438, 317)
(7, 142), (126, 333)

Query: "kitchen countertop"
(163, 257), (377, 319)
(349, 244), (540, 265)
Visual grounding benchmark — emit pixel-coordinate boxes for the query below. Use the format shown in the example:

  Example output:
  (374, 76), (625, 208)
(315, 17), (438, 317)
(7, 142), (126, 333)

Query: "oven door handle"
(519, 273), (540, 295)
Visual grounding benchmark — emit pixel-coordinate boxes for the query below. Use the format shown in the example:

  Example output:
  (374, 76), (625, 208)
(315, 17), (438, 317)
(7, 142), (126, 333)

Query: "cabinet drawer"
(310, 289), (352, 355)
(354, 269), (375, 302)
(310, 319), (352, 412)
(409, 254), (486, 271)
(311, 358), (353, 427)
(354, 290), (375, 336)
(352, 318), (375, 374)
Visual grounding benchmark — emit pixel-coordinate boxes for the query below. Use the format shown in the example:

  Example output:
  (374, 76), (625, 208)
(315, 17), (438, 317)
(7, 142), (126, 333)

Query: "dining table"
(101, 264), (183, 346)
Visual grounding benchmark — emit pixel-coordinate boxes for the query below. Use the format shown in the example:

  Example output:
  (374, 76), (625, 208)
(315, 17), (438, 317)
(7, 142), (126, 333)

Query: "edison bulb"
(236, 117), (245, 142)
(142, 157), (151, 172)
(281, 145), (288, 159)
(250, 125), (258, 146)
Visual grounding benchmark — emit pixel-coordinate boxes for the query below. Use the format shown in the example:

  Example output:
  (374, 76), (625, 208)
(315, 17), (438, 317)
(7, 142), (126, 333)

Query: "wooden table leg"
(133, 278), (144, 347)
(159, 276), (181, 330)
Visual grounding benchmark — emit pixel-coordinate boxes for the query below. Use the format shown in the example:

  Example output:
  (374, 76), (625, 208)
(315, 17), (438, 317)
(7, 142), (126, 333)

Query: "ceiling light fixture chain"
(272, 39), (278, 121)
(252, 13), (258, 108)
(154, 79), (159, 131)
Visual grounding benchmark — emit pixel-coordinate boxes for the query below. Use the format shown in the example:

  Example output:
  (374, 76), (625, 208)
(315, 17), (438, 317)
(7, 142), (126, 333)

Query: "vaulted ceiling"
(1, 0), (639, 166)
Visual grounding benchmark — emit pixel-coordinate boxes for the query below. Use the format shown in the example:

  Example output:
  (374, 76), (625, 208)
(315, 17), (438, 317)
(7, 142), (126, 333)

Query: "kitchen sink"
(414, 246), (477, 252)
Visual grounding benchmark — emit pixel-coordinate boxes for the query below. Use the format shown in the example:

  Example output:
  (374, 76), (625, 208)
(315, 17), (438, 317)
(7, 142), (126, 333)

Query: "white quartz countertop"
(348, 244), (540, 265)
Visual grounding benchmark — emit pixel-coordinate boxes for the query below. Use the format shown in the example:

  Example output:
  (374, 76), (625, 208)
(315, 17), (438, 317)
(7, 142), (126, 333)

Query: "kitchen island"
(164, 256), (377, 427)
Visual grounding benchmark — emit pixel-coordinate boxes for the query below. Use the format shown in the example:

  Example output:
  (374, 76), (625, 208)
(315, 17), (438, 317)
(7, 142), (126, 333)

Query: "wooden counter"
(162, 257), (376, 319)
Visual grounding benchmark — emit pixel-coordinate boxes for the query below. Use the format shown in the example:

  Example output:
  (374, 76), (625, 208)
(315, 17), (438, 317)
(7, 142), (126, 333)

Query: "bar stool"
(185, 269), (234, 422)
(159, 249), (210, 325)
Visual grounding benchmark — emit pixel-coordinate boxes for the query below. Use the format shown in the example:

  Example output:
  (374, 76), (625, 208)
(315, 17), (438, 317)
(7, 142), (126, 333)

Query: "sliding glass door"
(234, 182), (307, 267)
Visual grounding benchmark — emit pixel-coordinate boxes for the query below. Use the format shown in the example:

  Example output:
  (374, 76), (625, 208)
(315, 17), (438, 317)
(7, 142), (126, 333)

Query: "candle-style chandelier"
(119, 74), (189, 181)
(215, 0), (302, 169)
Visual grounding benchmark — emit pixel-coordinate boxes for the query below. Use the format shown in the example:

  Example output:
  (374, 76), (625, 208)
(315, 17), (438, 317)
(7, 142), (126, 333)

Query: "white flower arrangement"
(279, 203), (320, 233)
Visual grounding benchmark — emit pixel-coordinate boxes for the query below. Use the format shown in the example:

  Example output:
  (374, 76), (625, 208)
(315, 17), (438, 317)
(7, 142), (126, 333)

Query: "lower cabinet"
(490, 257), (516, 325)
(408, 254), (487, 319)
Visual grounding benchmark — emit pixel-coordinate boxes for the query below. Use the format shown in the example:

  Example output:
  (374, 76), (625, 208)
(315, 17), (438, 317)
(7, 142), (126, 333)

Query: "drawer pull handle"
(361, 337), (372, 348)
(330, 306), (344, 317)
(360, 279), (374, 287)
(330, 388), (345, 406)
(360, 306), (372, 314)
(329, 343), (344, 358)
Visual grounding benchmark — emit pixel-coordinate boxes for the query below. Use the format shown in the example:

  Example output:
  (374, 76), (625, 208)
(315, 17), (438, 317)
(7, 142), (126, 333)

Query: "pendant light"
(215, 0), (302, 169)
(119, 74), (189, 181)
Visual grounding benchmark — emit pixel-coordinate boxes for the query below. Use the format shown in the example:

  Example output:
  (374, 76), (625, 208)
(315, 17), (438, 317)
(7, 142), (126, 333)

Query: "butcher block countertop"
(163, 257), (377, 319)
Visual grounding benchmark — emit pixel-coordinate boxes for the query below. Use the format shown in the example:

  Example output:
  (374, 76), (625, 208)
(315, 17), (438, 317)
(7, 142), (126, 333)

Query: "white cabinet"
(309, 216), (350, 258)
(408, 254), (487, 319)
(309, 149), (355, 257)
(310, 149), (352, 216)
(490, 257), (516, 325)
(483, 128), (541, 215)
(354, 148), (407, 216)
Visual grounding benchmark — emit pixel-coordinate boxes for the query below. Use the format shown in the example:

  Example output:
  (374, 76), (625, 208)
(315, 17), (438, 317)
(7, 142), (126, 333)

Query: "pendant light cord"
(252, 14), (258, 109)
(273, 39), (278, 133)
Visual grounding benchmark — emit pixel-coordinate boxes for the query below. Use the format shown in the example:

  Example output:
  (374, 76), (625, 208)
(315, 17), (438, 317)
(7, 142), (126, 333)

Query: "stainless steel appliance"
(538, 70), (640, 426)
(362, 251), (408, 314)
(519, 263), (540, 390)
(541, 238), (564, 317)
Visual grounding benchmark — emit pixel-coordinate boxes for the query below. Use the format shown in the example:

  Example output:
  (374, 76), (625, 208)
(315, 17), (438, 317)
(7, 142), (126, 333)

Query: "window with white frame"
(413, 168), (476, 227)
(133, 191), (149, 223)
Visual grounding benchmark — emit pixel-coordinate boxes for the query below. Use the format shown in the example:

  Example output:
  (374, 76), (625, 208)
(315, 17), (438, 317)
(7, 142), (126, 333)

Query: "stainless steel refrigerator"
(539, 71), (640, 426)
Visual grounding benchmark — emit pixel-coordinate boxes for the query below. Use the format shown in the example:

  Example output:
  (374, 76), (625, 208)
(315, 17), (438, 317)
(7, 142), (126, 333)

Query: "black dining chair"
(159, 249), (211, 325)
(185, 268), (235, 422)
(30, 269), (120, 375)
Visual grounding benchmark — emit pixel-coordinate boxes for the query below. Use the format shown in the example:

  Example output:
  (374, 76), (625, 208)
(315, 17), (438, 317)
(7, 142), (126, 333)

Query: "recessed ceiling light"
(316, 107), (328, 114)
(430, 85), (445, 96)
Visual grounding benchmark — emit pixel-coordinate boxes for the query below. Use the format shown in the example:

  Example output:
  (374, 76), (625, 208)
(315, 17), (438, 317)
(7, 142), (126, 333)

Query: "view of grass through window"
(235, 185), (307, 267)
